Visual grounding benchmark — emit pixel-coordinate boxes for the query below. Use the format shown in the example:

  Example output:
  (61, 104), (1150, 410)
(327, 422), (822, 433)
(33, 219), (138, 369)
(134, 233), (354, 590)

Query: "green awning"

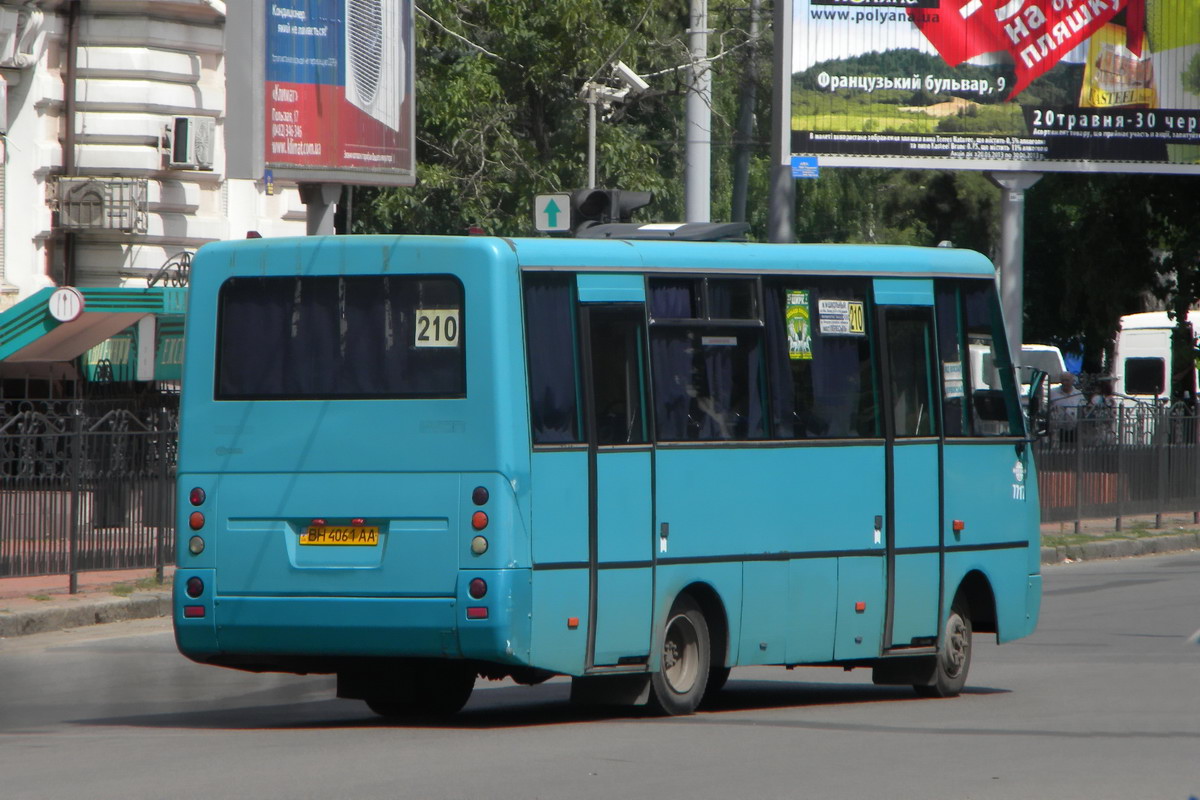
(0, 287), (186, 376)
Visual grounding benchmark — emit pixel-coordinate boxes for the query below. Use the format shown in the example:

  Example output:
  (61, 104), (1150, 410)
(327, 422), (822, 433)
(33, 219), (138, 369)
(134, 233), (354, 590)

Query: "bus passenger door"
(578, 300), (654, 668)
(876, 281), (943, 651)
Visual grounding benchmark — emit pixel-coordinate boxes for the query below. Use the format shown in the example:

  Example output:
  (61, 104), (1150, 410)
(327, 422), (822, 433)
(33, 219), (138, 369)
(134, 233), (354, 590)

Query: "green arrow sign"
(534, 194), (571, 232)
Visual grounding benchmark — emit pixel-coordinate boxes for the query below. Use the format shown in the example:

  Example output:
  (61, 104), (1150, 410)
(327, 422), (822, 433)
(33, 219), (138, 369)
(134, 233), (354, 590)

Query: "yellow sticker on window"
(415, 309), (460, 348)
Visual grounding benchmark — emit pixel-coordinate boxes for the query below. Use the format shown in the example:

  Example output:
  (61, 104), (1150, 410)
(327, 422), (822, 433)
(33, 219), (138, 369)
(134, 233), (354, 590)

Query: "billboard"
(790, 0), (1200, 173)
(227, 0), (415, 186)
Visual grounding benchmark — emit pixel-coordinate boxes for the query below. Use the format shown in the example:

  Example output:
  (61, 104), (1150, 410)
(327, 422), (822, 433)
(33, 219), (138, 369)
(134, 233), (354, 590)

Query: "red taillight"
(466, 607), (488, 620)
(189, 487), (206, 506)
(471, 511), (488, 530)
(468, 578), (487, 599)
(188, 511), (205, 531)
(472, 486), (489, 505)
(183, 605), (206, 618)
(311, 518), (326, 527)
(186, 577), (204, 598)
(351, 518), (366, 526)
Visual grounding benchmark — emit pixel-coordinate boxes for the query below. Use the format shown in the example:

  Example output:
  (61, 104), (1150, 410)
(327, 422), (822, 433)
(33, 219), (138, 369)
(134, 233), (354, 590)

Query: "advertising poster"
(265, 0), (415, 183)
(786, 290), (814, 359)
(791, 0), (1200, 172)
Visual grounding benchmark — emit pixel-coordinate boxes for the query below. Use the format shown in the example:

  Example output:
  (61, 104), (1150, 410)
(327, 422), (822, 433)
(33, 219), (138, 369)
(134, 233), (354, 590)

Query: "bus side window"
(648, 278), (766, 442)
(764, 279), (878, 439)
(523, 274), (582, 444)
(935, 281), (1020, 437)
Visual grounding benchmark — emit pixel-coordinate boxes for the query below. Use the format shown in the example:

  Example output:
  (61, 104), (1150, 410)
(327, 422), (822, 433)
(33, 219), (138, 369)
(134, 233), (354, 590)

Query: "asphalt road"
(1, 553), (1198, 800)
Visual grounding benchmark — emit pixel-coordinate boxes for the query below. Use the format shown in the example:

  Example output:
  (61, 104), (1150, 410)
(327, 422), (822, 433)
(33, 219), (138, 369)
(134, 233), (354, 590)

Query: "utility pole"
(989, 172), (1042, 367)
(768, 0), (795, 242)
(731, 0), (762, 223)
(685, 0), (711, 223)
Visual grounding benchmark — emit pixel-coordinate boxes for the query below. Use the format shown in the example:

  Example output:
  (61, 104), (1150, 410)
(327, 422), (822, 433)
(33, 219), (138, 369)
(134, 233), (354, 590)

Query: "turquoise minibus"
(174, 235), (1041, 716)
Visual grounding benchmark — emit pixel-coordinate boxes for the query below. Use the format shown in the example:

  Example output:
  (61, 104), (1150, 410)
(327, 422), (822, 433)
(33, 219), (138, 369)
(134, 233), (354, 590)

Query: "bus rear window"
(216, 275), (465, 400)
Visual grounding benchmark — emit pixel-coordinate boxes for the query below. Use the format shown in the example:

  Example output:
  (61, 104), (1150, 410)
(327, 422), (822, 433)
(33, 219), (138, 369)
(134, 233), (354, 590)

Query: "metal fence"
(3, 392), (1197, 582)
(0, 396), (177, 588)
(1035, 403), (1200, 528)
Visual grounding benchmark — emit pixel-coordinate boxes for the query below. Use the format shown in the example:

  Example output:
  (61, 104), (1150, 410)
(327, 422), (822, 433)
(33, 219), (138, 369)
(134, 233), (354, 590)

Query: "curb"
(0, 592), (172, 639)
(1040, 531), (1200, 564)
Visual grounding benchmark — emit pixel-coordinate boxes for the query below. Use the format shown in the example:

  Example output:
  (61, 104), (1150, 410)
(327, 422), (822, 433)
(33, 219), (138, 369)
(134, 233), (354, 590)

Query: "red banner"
(908, 0), (1145, 98)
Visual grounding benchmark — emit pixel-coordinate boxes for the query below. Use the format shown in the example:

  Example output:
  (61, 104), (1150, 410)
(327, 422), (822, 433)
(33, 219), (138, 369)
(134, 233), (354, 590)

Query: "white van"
(968, 343), (1065, 393)
(1113, 311), (1197, 404)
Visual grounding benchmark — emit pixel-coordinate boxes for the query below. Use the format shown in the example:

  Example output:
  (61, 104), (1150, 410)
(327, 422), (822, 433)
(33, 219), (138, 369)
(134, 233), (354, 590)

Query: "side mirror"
(1026, 369), (1049, 439)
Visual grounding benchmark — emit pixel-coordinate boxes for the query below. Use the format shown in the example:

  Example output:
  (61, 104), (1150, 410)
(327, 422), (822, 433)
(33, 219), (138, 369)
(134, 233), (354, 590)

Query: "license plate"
(300, 526), (380, 546)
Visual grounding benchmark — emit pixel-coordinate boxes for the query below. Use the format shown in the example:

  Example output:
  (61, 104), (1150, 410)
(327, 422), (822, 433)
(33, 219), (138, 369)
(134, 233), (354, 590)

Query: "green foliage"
(794, 168), (999, 253)
(354, 0), (734, 236)
(1023, 174), (1158, 370)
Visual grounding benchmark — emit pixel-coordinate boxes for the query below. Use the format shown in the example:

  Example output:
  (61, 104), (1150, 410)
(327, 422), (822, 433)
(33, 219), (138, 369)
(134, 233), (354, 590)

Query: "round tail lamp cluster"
(188, 487), (206, 553)
(470, 486), (489, 554)
(466, 486), (490, 617)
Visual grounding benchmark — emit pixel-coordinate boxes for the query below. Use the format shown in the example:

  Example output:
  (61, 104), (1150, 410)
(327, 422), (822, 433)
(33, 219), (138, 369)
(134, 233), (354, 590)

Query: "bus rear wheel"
(364, 661), (476, 717)
(915, 601), (972, 698)
(648, 595), (710, 716)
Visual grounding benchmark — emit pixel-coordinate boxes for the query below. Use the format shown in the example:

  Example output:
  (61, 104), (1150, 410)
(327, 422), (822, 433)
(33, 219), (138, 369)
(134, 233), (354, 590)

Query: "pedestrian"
(1049, 372), (1085, 443)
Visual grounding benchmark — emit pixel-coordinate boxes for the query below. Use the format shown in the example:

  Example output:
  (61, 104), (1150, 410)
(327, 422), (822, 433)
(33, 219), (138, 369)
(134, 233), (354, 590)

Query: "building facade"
(0, 0), (304, 390)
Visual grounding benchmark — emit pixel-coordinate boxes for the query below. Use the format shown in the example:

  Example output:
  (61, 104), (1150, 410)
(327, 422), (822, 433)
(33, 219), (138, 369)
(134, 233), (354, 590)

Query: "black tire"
(648, 595), (710, 716)
(707, 665), (732, 695)
(915, 601), (972, 698)
(365, 661), (476, 717)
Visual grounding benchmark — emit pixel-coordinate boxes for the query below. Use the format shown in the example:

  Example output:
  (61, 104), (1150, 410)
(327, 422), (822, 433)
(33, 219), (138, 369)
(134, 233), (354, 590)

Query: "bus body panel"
(891, 553), (940, 646)
(943, 443), (1037, 550)
(785, 558), (838, 664)
(655, 445), (886, 667)
(530, 569), (590, 675)
(739, 561), (789, 664)
(944, 548), (1037, 643)
(593, 449), (654, 664)
(653, 446), (887, 558)
(890, 442), (941, 647)
(529, 451), (589, 565)
(834, 557), (887, 660)
(180, 236), (531, 483)
(595, 568), (653, 663)
(511, 239), (996, 278)
(198, 472), (461, 597)
(652, 562), (743, 672)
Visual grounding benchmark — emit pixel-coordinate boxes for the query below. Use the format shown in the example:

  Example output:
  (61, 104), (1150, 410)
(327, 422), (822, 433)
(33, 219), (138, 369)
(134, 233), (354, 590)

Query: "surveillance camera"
(612, 61), (650, 94)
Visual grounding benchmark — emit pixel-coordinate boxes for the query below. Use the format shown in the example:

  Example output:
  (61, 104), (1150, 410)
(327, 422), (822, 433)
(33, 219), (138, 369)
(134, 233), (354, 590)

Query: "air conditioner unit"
(166, 116), (215, 170)
(344, 0), (404, 131)
(56, 177), (148, 233)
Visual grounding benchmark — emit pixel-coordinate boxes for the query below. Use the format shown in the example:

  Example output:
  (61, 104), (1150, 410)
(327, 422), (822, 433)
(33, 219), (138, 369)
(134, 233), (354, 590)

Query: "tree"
(352, 1), (770, 237)
(1145, 176), (1200, 405)
(1022, 173), (1159, 372)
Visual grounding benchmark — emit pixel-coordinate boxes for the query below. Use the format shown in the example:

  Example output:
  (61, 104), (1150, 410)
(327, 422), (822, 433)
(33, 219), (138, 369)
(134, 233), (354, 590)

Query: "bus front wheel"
(648, 595), (710, 716)
(915, 601), (972, 698)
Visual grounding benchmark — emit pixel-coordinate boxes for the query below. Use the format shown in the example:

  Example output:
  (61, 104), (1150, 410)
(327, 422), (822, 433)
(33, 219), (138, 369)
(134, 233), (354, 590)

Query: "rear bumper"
(173, 568), (532, 671)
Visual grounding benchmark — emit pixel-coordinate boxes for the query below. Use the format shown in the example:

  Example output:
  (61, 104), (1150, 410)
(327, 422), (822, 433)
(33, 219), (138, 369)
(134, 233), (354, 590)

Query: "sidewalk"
(2, 517), (1199, 640)
(1039, 513), (1200, 564)
(0, 566), (173, 639)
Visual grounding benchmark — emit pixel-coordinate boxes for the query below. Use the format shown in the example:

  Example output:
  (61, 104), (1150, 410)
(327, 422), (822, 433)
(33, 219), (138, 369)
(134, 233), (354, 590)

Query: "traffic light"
(570, 189), (653, 234)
